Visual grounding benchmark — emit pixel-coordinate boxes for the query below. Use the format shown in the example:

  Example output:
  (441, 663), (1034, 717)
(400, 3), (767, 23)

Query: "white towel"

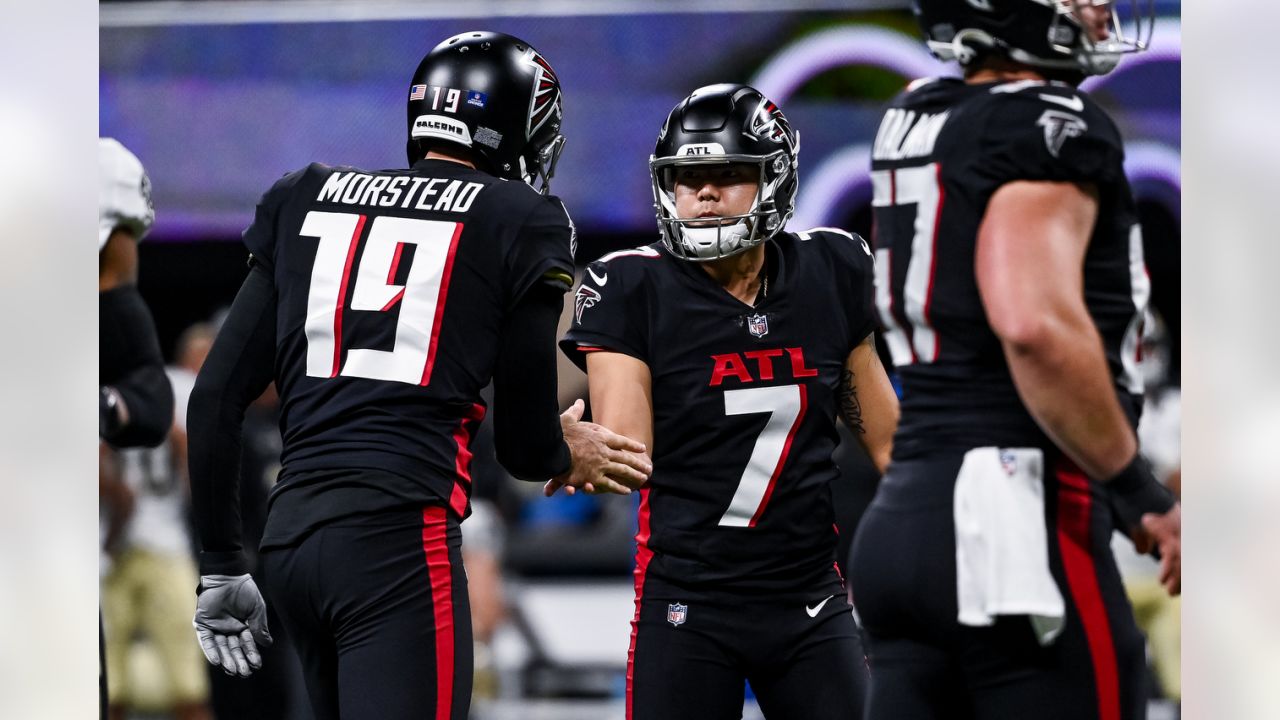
(954, 447), (1065, 646)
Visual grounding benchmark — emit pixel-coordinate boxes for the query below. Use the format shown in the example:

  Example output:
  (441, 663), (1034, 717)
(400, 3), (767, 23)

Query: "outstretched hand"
(543, 399), (651, 497)
(1133, 503), (1180, 596)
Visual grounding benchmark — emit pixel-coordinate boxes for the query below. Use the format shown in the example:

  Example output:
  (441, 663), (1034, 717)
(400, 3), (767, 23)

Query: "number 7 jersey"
(561, 231), (876, 598)
(870, 77), (1149, 458)
(243, 159), (574, 517)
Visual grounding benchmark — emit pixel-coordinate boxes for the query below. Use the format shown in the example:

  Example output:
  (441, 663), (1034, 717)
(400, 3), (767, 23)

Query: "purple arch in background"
(1124, 141), (1182, 218)
(792, 144), (872, 231)
(750, 25), (954, 104)
(757, 22), (1180, 230)
(748, 25), (947, 230)
(749, 21), (1182, 102)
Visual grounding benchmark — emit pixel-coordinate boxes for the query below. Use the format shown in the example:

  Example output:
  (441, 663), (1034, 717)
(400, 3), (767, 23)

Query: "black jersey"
(561, 230), (876, 597)
(245, 159), (574, 521)
(870, 77), (1148, 457)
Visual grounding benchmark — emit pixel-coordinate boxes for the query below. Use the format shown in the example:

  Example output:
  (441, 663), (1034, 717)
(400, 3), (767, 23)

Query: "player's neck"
(422, 148), (478, 169)
(965, 63), (1045, 86)
(700, 244), (766, 305)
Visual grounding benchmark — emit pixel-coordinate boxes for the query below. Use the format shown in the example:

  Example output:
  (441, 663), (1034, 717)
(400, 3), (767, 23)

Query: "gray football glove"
(193, 574), (273, 677)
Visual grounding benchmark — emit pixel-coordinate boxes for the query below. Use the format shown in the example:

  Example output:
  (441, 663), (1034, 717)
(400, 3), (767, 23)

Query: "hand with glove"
(193, 574), (274, 677)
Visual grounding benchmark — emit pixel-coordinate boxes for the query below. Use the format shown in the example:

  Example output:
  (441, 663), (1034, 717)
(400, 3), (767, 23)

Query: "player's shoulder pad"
(241, 165), (314, 266)
(476, 173), (549, 211)
(891, 76), (963, 109)
(588, 242), (664, 271)
(579, 243), (663, 293)
(258, 164), (317, 207)
(981, 80), (1123, 178)
(525, 191), (575, 226)
(472, 178), (571, 229)
(988, 80), (1117, 126)
(792, 227), (874, 272)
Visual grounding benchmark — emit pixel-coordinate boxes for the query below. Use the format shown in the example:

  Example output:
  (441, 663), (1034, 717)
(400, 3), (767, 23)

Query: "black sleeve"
(558, 256), (650, 371)
(242, 166), (310, 274)
(821, 229), (878, 347)
(188, 263), (277, 575)
(492, 282), (573, 481)
(504, 194), (576, 309)
(99, 286), (175, 448)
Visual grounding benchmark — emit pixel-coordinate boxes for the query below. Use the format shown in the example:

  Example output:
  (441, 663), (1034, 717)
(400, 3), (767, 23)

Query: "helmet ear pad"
(405, 31), (564, 193)
(649, 84), (799, 262)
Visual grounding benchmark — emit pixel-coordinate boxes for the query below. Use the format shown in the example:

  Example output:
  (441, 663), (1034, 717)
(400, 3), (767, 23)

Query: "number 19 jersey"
(244, 159), (574, 525)
(561, 231), (876, 599)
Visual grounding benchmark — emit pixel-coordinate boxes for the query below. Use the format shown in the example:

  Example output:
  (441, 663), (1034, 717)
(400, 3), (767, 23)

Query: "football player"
(847, 2), (1180, 718)
(185, 31), (652, 720)
(99, 136), (174, 720)
(103, 330), (214, 720)
(100, 138), (173, 449)
(559, 84), (899, 720)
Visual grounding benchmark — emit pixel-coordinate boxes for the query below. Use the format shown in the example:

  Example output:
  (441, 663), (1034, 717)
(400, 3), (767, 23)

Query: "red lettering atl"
(709, 347), (818, 387)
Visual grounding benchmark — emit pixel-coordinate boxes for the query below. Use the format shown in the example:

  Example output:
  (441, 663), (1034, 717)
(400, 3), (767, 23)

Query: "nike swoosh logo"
(805, 595), (834, 618)
(587, 267), (607, 286)
(1039, 94), (1083, 112)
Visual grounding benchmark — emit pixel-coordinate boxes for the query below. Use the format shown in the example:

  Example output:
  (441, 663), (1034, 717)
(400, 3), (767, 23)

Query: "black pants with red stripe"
(847, 452), (1147, 720)
(260, 504), (471, 720)
(627, 582), (866, 720)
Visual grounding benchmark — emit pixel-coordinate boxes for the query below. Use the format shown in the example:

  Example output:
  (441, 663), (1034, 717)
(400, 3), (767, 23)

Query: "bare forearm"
(1002, 320), (1135, 479)
(841, 338), (898, 473)
(585, 352), (655, 454)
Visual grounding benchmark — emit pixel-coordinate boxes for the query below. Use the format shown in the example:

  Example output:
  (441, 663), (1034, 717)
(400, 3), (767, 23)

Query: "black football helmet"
(406, 30), (565, 193)
(650, 84), (799, 262)
(914, 0), (1154, 76)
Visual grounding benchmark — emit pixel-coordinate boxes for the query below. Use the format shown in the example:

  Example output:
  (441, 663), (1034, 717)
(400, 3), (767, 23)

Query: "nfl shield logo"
(999, 450), (1017, 476)
(667, 602), (688, 627)
(747, 313), (769, 338)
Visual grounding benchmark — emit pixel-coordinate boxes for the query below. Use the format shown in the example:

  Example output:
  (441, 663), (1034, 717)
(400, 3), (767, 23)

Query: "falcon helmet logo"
(574, 285), (601, 323)
(667, 602), (688, 627)
(524, 49), (562, 138)
(1036, 110), (1088, 158)
(747, 313), (769, 338)
(749, 98), (792, 145)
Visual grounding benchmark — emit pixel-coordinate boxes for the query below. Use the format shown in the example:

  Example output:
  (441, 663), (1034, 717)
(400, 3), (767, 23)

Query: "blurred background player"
(100, 137), (173, 449)
(1112, 313), (1181, 706)
(100, 136), (175, 719)
(849, 1), (1180, 719)
(185, 30), (652, 720)
(560, 84), (899, 720)
(101, 324), (214, 720)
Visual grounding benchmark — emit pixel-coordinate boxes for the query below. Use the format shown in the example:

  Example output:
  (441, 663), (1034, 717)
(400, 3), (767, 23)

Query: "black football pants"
(260, 505), (471, 720)
(627, 587), (867, 720)
(848, 453), (1148, 720)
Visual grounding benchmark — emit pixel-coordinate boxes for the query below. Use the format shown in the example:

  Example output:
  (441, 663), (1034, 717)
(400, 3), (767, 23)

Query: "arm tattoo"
(837, 367), (866, 435)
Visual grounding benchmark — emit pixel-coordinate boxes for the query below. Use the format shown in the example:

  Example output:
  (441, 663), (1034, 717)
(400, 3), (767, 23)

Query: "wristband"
(1106, 454), (1175, 534)
(198, 550), (250, 578)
